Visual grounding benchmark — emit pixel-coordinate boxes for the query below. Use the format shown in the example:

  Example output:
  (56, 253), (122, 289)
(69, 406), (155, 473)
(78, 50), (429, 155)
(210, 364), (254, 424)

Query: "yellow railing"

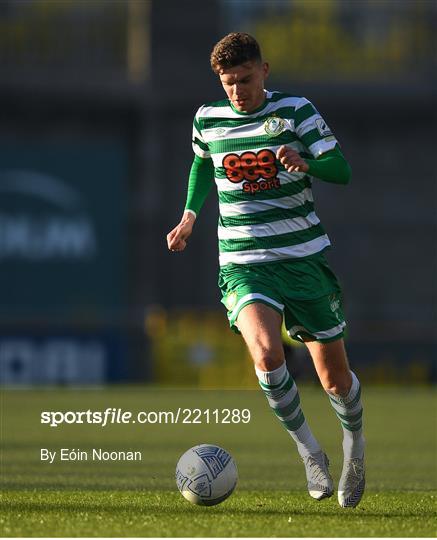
(252, 0), (433, 81)
(145, 307), (257, 388)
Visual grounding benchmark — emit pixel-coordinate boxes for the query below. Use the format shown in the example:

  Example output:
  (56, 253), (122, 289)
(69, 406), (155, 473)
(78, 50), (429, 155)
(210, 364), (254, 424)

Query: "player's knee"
(252, 349), (284, 372)
(323, 376), (351, 397)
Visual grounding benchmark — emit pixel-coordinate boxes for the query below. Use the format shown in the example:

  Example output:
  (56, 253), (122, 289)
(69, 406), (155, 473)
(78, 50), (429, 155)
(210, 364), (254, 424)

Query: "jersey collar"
(229, 90), (270, 116)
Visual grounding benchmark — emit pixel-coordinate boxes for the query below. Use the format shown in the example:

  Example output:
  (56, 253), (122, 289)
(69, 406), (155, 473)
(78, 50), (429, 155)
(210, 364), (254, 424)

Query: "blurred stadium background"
(0, 0), (435, 388)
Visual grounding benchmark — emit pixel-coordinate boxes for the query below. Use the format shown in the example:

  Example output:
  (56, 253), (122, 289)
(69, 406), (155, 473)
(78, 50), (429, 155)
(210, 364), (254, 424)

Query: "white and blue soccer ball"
(175, 444), (238, 506)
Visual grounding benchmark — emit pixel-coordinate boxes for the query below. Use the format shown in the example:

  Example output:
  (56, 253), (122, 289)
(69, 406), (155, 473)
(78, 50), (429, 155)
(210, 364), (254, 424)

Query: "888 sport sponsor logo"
(222, 149), (280, 194)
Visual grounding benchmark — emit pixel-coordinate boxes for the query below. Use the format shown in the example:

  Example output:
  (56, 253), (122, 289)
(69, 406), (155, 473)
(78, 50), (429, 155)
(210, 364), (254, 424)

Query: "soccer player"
(167, 33), (365, 508)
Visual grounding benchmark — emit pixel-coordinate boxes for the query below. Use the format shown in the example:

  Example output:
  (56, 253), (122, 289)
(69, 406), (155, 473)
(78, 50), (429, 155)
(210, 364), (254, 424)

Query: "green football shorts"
(218, 253), (346, 343)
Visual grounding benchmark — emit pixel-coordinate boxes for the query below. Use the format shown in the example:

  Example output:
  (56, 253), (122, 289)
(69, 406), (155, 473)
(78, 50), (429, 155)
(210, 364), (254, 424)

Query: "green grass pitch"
(1, 385), (436, 537)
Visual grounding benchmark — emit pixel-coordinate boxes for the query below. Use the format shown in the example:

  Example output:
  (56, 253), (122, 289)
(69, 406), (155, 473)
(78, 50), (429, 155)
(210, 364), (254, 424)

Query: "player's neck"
(251, 90), (267, 111)
(232, 90), (267, 114)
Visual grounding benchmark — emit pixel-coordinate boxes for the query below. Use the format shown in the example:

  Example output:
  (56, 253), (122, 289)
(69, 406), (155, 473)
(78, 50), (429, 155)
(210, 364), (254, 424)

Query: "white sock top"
(255, 362), (287, 386)
(343, 370), (360, 403)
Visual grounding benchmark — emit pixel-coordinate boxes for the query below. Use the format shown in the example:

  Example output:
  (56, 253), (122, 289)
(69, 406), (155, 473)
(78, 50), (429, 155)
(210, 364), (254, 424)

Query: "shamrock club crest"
(264, 116), (286, 136)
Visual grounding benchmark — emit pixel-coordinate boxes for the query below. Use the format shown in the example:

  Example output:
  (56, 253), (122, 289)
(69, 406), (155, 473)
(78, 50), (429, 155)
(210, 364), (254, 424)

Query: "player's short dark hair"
(210, 32), (262, 73)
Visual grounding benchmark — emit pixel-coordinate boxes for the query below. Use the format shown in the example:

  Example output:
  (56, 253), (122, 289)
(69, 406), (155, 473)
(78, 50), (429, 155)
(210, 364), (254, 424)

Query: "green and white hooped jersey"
(192, 91), (338, 267)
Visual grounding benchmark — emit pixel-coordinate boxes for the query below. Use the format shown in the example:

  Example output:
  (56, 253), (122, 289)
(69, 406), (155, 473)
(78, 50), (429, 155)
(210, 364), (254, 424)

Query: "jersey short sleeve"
(294, 97), (338, 158)
(192, 107), (211, 159)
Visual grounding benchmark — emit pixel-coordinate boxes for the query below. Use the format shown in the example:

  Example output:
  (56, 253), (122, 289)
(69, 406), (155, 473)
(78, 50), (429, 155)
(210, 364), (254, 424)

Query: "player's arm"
(167, 155), (214, 252)
(278, 97), (351, 184)
(277, 144), (351, 185)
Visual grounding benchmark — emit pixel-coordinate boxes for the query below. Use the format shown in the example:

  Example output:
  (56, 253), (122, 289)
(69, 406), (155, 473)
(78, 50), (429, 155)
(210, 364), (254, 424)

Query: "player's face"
(218, 61), (269, 113)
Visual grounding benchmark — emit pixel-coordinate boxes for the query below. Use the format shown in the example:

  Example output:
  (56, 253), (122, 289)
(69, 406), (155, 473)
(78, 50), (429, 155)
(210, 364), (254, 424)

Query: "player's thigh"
(304, 338), (352, 395)
(236, 302), (285, 371)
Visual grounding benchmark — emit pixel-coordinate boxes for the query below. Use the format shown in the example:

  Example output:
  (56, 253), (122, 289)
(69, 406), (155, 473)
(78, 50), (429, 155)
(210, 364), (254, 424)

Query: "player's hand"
(167, 212), (195, 252)
(276, 145), (309, 173)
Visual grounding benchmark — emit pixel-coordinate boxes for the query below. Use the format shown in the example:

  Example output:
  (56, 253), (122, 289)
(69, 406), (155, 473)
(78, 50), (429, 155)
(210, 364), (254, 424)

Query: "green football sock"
(255, 362), (321, 458)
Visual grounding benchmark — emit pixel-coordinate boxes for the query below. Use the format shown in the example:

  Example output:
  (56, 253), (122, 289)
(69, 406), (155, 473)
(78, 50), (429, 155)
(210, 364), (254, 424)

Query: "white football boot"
(302, 451), (334, 500)
(338, 455), (365, 508)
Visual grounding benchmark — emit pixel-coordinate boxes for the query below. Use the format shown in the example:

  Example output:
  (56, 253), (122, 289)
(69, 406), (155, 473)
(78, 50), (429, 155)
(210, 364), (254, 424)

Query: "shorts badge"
(329, 294), (340, 312)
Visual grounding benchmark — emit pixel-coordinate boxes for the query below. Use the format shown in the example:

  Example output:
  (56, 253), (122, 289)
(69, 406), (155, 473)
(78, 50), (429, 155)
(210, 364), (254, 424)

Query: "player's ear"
(262, 62), (270, 79)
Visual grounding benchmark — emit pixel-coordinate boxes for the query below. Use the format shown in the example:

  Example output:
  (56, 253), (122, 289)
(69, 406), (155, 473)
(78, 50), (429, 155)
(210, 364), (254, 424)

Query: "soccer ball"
(175, 444), (238, 506)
